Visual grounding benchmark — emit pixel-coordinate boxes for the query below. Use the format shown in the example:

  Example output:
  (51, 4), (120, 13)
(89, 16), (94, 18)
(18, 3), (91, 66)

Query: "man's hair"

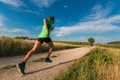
(49, 16), (54, 20)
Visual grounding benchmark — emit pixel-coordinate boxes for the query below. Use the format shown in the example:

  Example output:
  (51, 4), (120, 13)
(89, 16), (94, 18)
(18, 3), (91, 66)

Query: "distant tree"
(0, 36), (6, 38)
(88, 38), (95, 46)
(107, 41), (120, 44)
(15, 36), (29, 39)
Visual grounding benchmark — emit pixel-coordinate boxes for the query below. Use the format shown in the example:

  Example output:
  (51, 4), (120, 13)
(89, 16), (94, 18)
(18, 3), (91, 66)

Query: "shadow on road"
(26, 59), (78, 75)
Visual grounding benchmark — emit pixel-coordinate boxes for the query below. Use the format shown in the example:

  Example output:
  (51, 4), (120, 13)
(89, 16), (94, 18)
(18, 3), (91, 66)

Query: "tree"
(88, 38), (95, 46)
(15, 36), (29, 39)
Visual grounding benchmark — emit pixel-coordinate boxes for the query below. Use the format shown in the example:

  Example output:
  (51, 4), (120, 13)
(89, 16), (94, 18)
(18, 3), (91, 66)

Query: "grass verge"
(0, 37), (81, 57)
(55, 47), (120, 80)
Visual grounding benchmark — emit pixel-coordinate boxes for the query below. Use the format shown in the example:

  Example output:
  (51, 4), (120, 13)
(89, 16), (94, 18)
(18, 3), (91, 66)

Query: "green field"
(96, 44), (120, 49)
(54, 41), (89, 45)
(1, 37), (120, 79)
(0, 37), (86, 57)
(55, 47), (120, 80)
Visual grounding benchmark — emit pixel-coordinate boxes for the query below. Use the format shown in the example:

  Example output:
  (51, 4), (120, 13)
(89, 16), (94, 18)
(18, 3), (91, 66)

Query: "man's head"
(49, 16), (55, 24)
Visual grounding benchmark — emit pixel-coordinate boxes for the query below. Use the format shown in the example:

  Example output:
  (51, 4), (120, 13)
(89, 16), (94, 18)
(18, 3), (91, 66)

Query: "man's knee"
(50, 46), (54, 50)
(31, 48), (37, 53)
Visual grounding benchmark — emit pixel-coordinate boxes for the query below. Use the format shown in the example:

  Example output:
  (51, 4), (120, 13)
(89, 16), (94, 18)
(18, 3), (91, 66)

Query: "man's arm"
(44, 19), (49, 34)
(51, 27), (54, 30)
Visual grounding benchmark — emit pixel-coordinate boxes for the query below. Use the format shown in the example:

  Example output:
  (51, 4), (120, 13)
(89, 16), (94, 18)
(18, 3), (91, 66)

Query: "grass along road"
(0, 47), (94, 80)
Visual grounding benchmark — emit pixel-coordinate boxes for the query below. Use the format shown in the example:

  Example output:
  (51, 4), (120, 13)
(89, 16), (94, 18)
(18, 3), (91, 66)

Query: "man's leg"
(23, 40), (41, 63)
(45, 41), (54, 62)
(17, 40), (41, 74)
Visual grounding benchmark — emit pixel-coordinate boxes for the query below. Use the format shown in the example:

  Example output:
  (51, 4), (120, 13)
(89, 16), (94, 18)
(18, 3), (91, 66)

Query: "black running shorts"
(37, 37), (52, 44)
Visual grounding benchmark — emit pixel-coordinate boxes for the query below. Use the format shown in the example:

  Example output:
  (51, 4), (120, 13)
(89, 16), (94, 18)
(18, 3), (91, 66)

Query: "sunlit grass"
(97, 44), (120, 49)
(0, 37), (82, 57)
(55, 47), (120, 80)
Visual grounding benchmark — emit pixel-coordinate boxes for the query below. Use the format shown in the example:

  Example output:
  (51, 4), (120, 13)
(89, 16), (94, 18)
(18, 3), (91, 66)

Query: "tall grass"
(0, 37), (34, 57)
(0, 37), (81, 57)
(97, 44), (120, 49)
(54, 41), (89, 45)
(55, 47), (120, 80)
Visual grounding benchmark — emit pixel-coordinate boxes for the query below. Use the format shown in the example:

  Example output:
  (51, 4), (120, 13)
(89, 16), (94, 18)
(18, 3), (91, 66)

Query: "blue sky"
(0, 0), (120, 43)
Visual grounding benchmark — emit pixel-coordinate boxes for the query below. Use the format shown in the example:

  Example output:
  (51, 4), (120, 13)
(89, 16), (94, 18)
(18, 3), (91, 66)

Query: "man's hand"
(47, 31), (50, 35)
(52, 27), (54, 30)
(44, 19), (49, 34)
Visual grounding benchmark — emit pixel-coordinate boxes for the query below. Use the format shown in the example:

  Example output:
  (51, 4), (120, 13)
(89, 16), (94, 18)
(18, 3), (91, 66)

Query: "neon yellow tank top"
(38, 19), (53, 38)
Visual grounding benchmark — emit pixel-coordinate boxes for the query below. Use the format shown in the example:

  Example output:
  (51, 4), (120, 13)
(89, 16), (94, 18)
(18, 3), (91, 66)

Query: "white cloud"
(0, 0), (25, 7)
(93, 36), (119, 43)
(31, 0), (56, 8)
(0, 27), (29, 37)
(55, 15), (120, 37)
(24, 10), (40, 15)
(0, 14), (8, 27)
(33, 26), (42, 31)
(85, 2), (114, 20)
(0, 14), (30, 37)
(0, 17), (3, 25)
(64, 5), (68, 8)
(24, 9), (45, 16)
(0, 27), (28, 33)
(54, 3), (120, 37)
(0, 26), (29, 37)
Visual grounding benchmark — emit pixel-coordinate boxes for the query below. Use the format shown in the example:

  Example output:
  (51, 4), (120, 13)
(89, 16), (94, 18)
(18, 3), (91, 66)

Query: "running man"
(17, 16), (55, 75)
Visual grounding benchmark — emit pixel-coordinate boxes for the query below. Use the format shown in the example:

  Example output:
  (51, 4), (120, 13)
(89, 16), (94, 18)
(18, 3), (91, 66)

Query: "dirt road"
(0, 47), (94, 80)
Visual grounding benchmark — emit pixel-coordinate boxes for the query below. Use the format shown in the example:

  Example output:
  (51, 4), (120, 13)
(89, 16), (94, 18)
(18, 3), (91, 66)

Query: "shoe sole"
(16, 64), (25, 76)
(45, 60), (52, 62)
